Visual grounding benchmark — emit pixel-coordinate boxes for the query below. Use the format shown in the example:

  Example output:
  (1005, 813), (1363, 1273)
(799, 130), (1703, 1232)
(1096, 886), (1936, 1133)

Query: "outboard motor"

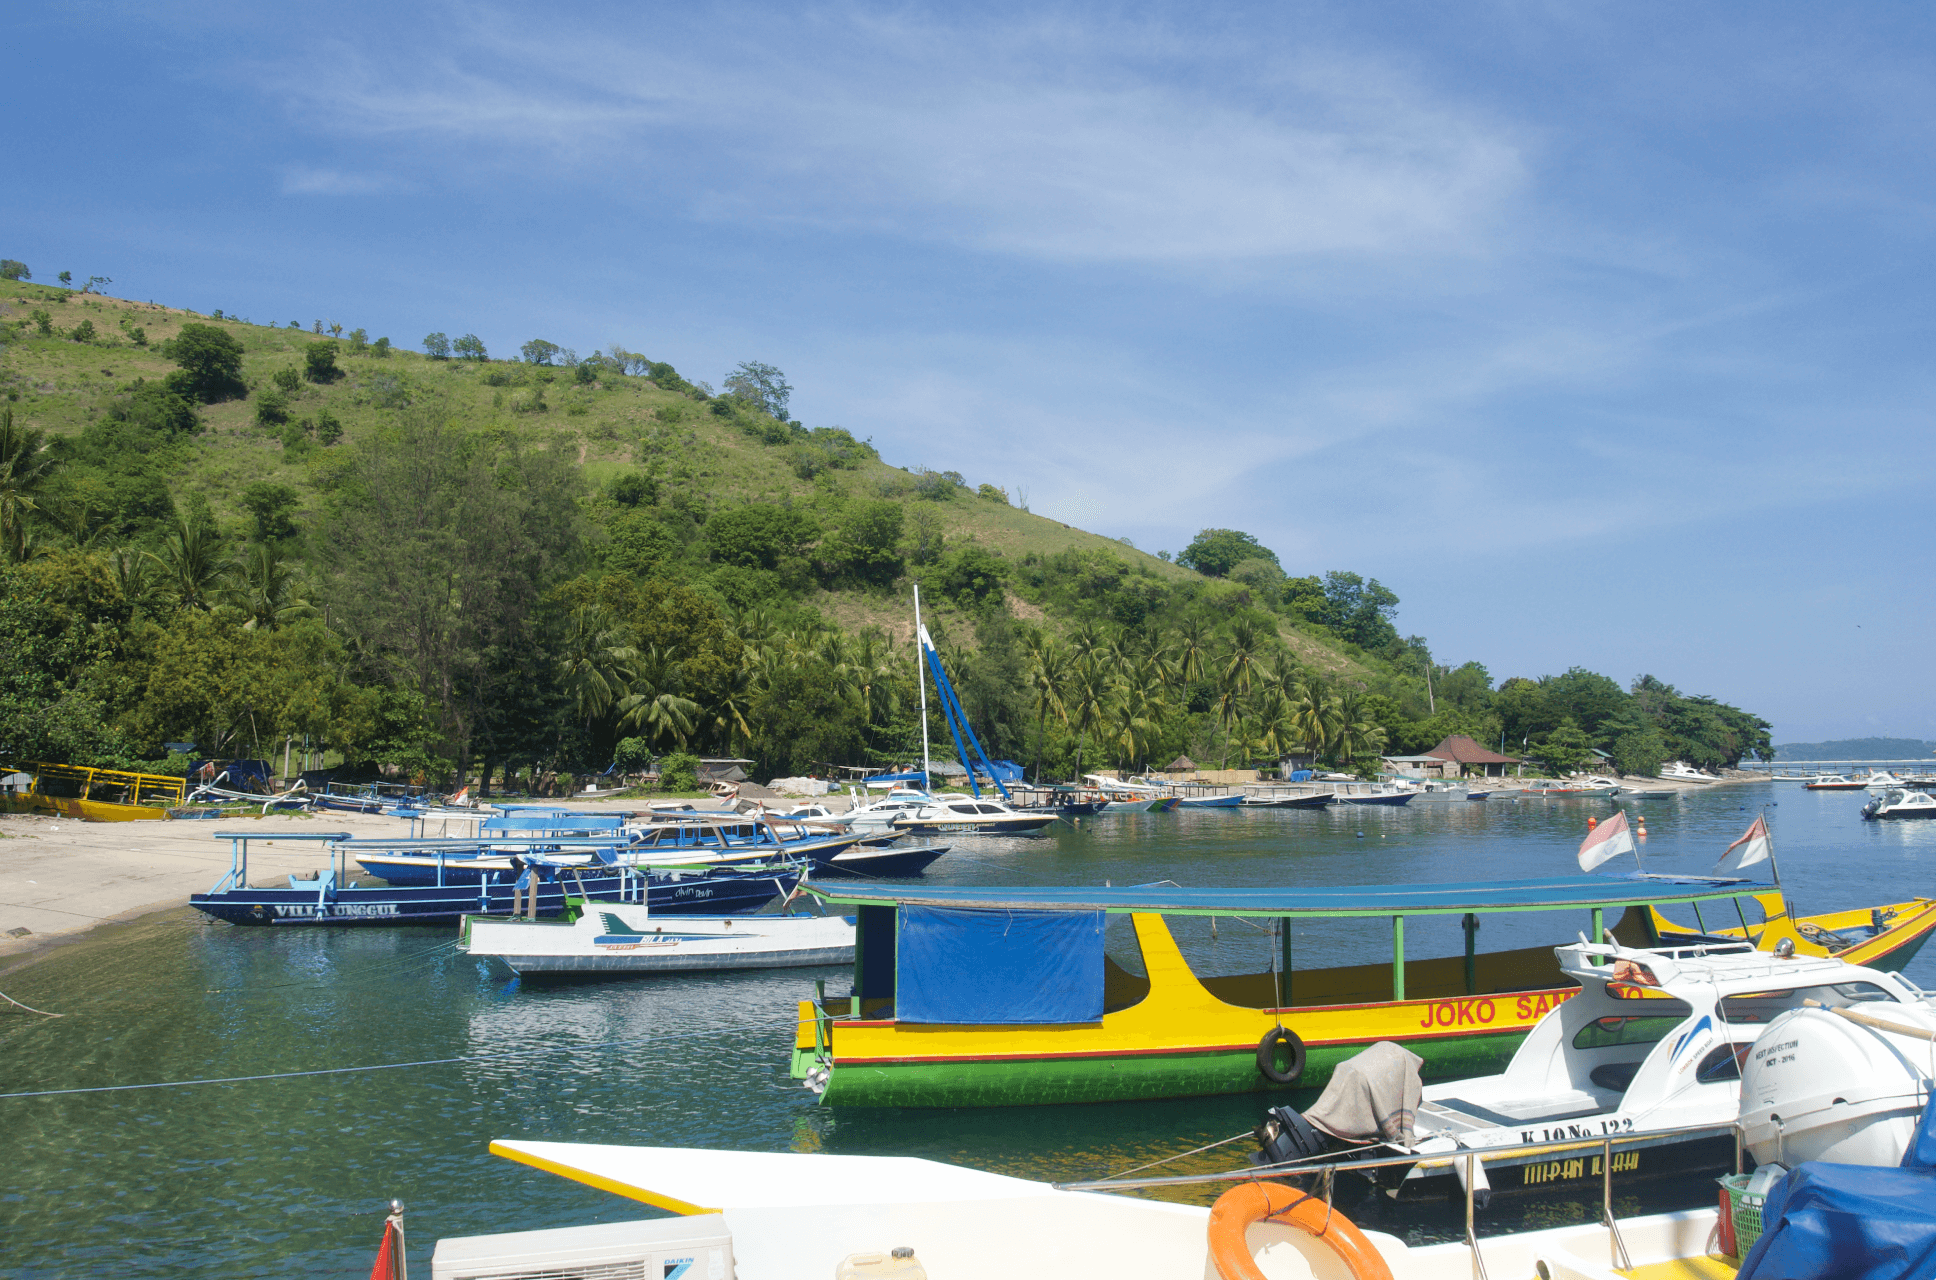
(1738, 1000), (1936, 1168)
(1252, 1105), (1334, 1168)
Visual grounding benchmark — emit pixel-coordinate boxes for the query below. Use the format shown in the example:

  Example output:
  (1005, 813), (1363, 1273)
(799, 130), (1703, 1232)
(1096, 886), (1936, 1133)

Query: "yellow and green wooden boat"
(789, 876), (1936, 1109)
(1, 762), (187, 820)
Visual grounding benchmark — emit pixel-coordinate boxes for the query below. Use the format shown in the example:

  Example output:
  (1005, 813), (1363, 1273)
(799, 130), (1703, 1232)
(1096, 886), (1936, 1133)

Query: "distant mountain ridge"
(1774, 737), (1936, 761)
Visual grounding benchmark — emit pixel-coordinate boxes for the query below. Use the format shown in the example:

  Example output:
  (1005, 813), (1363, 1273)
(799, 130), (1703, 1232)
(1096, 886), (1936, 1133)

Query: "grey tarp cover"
(1304, 1041), (1423, 1145)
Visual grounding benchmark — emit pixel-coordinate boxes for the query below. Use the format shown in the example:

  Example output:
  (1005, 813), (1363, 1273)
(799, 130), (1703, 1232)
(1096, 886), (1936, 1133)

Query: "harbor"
(3, 778), (1931, 1274)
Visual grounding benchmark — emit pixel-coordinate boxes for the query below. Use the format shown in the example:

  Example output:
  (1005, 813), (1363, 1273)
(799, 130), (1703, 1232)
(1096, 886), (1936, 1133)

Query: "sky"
(7, 1), (1934, 744)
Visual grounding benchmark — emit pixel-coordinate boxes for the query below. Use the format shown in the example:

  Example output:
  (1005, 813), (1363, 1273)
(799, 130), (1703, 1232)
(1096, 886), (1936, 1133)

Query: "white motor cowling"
(1737, 1004), (1936, 1168)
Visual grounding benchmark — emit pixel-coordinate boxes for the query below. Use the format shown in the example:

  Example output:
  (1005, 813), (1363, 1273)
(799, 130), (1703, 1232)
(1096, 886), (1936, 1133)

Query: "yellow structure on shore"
(0, 762), (186, 821)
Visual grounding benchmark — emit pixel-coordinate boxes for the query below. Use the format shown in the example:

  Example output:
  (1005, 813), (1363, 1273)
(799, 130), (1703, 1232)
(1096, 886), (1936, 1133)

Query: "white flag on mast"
(1717, 815), (1773, 873)
(1578, 810), (1636, 871)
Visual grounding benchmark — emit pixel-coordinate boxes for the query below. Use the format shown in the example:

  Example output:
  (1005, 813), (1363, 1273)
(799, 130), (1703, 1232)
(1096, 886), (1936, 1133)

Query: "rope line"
(0, 1015), (807, 1099)
(0, 991), (63, 1017)
(1097, 1130), (1253, 1182)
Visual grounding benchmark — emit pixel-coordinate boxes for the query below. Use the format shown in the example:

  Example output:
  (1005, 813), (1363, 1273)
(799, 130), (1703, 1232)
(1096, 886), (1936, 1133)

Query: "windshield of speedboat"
(1720, 981), (1899, 1024)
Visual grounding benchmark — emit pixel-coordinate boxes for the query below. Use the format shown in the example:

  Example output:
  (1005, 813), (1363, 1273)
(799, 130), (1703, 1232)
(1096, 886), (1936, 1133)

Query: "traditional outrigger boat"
(0, 761), (187, 820)
(187, 830), (801, 926)
(787, 875), (1936, 1109)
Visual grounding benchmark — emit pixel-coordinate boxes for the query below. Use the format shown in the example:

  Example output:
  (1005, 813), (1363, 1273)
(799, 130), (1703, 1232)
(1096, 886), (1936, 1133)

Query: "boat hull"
(817, 844), (949, 878)
(1336, 793), (1413, 806)
(48, 797), (171, 822)
(466, 911), (855, 975)
(891, 816), (1058, 835)
(1242, 794), (1333, 809)
(1176, 794), (1244, 808)
(809, 1020), (1535, 1109)
(189, 868), (798, 927)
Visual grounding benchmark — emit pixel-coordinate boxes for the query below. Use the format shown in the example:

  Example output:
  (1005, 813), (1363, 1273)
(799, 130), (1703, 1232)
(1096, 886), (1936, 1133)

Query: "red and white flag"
(1578, 810), (1636, 871)
(1717, 815), (1773, 873)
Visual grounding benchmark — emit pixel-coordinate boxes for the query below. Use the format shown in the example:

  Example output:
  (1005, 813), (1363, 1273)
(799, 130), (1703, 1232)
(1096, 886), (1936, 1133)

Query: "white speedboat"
(1803, 773), (1868, 790)
(890, 797), (1059, 835)
(1864, 770), (1908, 791)
(840, 788), (940, 834)
(1863, 787), (1936, 820)
(461, 906), (854, 976)
(1254, 936), (1934, 1201)
(1657, 761), (1722, 784)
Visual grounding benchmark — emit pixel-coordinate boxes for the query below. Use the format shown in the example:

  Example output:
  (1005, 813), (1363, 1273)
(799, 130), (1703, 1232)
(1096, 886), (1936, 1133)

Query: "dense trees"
(0, 325), (1775, 790)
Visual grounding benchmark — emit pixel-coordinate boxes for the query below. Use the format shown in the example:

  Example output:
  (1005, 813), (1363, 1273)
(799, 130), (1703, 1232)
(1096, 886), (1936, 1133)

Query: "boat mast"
(914, 583), (932, 793)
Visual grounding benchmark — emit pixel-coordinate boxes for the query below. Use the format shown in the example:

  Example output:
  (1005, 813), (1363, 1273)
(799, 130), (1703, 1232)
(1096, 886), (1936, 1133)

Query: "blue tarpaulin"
(1740, 1162), (1936, 1280)
(894, 905), (1105, 1024)
(1906, 1096), (1936, 1170)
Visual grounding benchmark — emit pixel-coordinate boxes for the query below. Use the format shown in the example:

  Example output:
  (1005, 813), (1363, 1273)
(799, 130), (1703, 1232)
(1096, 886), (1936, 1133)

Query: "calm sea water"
(4, 783), (1933, 1277)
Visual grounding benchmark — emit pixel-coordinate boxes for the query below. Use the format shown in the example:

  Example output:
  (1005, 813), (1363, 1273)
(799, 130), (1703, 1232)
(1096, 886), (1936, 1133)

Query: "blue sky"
(9, 1), (1933, 744)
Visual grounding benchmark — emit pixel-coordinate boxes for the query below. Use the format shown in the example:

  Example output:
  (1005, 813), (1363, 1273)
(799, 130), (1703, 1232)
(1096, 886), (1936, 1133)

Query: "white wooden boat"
(428, 1136), (1748, 1280)
(1657, 761), (1722, 784)
(461, 906), (854, 975)
(840, 789), (939, 834)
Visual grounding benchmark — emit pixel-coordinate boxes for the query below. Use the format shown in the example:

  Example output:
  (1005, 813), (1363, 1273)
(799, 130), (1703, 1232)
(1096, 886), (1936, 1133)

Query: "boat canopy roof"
(804, 873), (1776, 919)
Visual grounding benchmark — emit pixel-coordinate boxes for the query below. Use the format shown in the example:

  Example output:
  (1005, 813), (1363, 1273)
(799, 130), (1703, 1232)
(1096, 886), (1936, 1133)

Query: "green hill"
(1774, 738), (1936, 762)
(0, 276), (1771, 788)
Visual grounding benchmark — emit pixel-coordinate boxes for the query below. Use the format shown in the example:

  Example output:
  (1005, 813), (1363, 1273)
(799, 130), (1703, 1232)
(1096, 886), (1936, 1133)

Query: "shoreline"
(0, 810), (431, 967)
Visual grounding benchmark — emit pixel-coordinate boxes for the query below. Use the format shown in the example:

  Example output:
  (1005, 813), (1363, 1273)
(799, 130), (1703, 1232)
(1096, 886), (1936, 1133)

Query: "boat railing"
(1053, 1118), (1747, 1280)
(207, 830), (354, 894)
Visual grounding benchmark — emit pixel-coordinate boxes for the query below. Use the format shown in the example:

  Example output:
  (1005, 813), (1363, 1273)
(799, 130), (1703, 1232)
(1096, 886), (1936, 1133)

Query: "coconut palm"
(1173, 616), (1211, 687)
(232, 544), (318, 631)
(1063, 658), (1110, 781)
(1287, 672), (1343, 762)
(1021, 632), (1070, 783)
(0, 408), (56, 563)
(1332, 688), (1388, 769)
(145, 514), (238, 611)
(1221, 616), (1268, 697)
(558, 605), (639, 729)
(106, 547), (160, 613)
(616, 646), (702, 749)
(708, 663), (757, 754)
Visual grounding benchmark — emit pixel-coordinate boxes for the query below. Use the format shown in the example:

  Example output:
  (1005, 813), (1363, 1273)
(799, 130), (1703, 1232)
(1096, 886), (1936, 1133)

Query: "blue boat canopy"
(804, 873), (1777, 918)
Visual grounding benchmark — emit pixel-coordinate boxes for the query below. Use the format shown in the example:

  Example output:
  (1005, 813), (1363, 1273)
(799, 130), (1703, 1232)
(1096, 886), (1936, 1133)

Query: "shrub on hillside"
(69, 319), (96, 343)
(423, 332), (450, 359)
(304, 340), (341, 383)
(0, 260), (28, 281)
(314, 408), (343, 446)
(371, 336), (391, 358)
(255, 389), (291, 427)
(453, 334), (487, 361)
(272, 367), (302, 393)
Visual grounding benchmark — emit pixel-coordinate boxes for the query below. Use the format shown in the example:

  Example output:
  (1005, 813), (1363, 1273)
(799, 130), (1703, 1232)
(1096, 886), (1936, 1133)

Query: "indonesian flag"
(1578, 810), (1636, 871)
(1717, 815), (1773, 873)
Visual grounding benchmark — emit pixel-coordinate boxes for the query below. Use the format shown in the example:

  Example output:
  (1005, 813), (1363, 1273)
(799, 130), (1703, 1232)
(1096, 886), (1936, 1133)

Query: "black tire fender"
(1256, 1026), (1306, 1085)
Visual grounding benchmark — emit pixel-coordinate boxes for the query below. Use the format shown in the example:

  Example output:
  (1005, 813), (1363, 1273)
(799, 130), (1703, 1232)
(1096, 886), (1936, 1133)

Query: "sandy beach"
(0, 810), (429, 966)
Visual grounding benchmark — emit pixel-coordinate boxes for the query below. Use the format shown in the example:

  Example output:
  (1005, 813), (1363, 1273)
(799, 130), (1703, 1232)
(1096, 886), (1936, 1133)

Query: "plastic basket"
(1719, 1174), (1766, 1255)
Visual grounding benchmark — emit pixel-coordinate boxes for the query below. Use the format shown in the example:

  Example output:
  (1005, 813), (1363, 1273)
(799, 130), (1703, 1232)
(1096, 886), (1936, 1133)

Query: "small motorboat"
(1863, 787), (1936, 820)
(1657, 761), (1722, 784)
(461, 905), (855, 976)
(890, 798), (1059, 835)
(1864, 770), (1909, 791)
(815, 842), (951, 878)
(1804, 774), (1868, 790)
(1522, 779), (1618, 798)
(1240, 792), (1334, 808)
(1250, 935), (1936, 1202)
(1334, 784), (1415, 806)
(840, 788), (941, 834)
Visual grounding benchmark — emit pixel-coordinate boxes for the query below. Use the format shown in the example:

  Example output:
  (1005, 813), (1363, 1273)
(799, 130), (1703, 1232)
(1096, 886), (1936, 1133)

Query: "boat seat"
(1589, 1061), (1641, 1094)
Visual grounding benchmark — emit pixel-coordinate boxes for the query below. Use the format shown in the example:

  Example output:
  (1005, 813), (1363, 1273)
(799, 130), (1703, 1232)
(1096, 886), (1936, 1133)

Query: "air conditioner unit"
(432, 1214), (735, 1280)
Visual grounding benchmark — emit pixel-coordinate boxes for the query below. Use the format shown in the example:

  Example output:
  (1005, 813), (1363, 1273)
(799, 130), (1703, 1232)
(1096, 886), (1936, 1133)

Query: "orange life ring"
(1207, 1182), (1393, 1280)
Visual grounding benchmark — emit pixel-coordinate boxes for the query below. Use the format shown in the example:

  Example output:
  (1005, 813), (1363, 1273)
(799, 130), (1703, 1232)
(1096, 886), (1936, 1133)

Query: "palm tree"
(558, 606), (638, 729)
(106, 547), (159, 613)
(1063, 658), (1110, 781)
(1332, 688), (1388, 770)
(1221, 616), (1268, 697)
(145, 515), (238, 610)
(0, 408), (56, 563)
(232, 544), (317, 630)
(1173, 616), (1211, 687)
(708, 663), (757, 755)
(850, 628), (901, 727)
(1287, 672), (1343, 763)
(616, 646), (702, 749)
(1021, 631), (1070, 783)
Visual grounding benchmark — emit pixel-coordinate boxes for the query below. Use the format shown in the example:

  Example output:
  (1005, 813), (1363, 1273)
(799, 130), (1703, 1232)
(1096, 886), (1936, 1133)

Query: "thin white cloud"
(267, 9), (1528, 264)
(279, 166), (388, 196)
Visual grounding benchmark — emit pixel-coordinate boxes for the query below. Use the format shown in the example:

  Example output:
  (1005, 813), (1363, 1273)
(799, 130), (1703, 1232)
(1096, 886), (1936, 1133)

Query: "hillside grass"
(0, 279), (1376, 681)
